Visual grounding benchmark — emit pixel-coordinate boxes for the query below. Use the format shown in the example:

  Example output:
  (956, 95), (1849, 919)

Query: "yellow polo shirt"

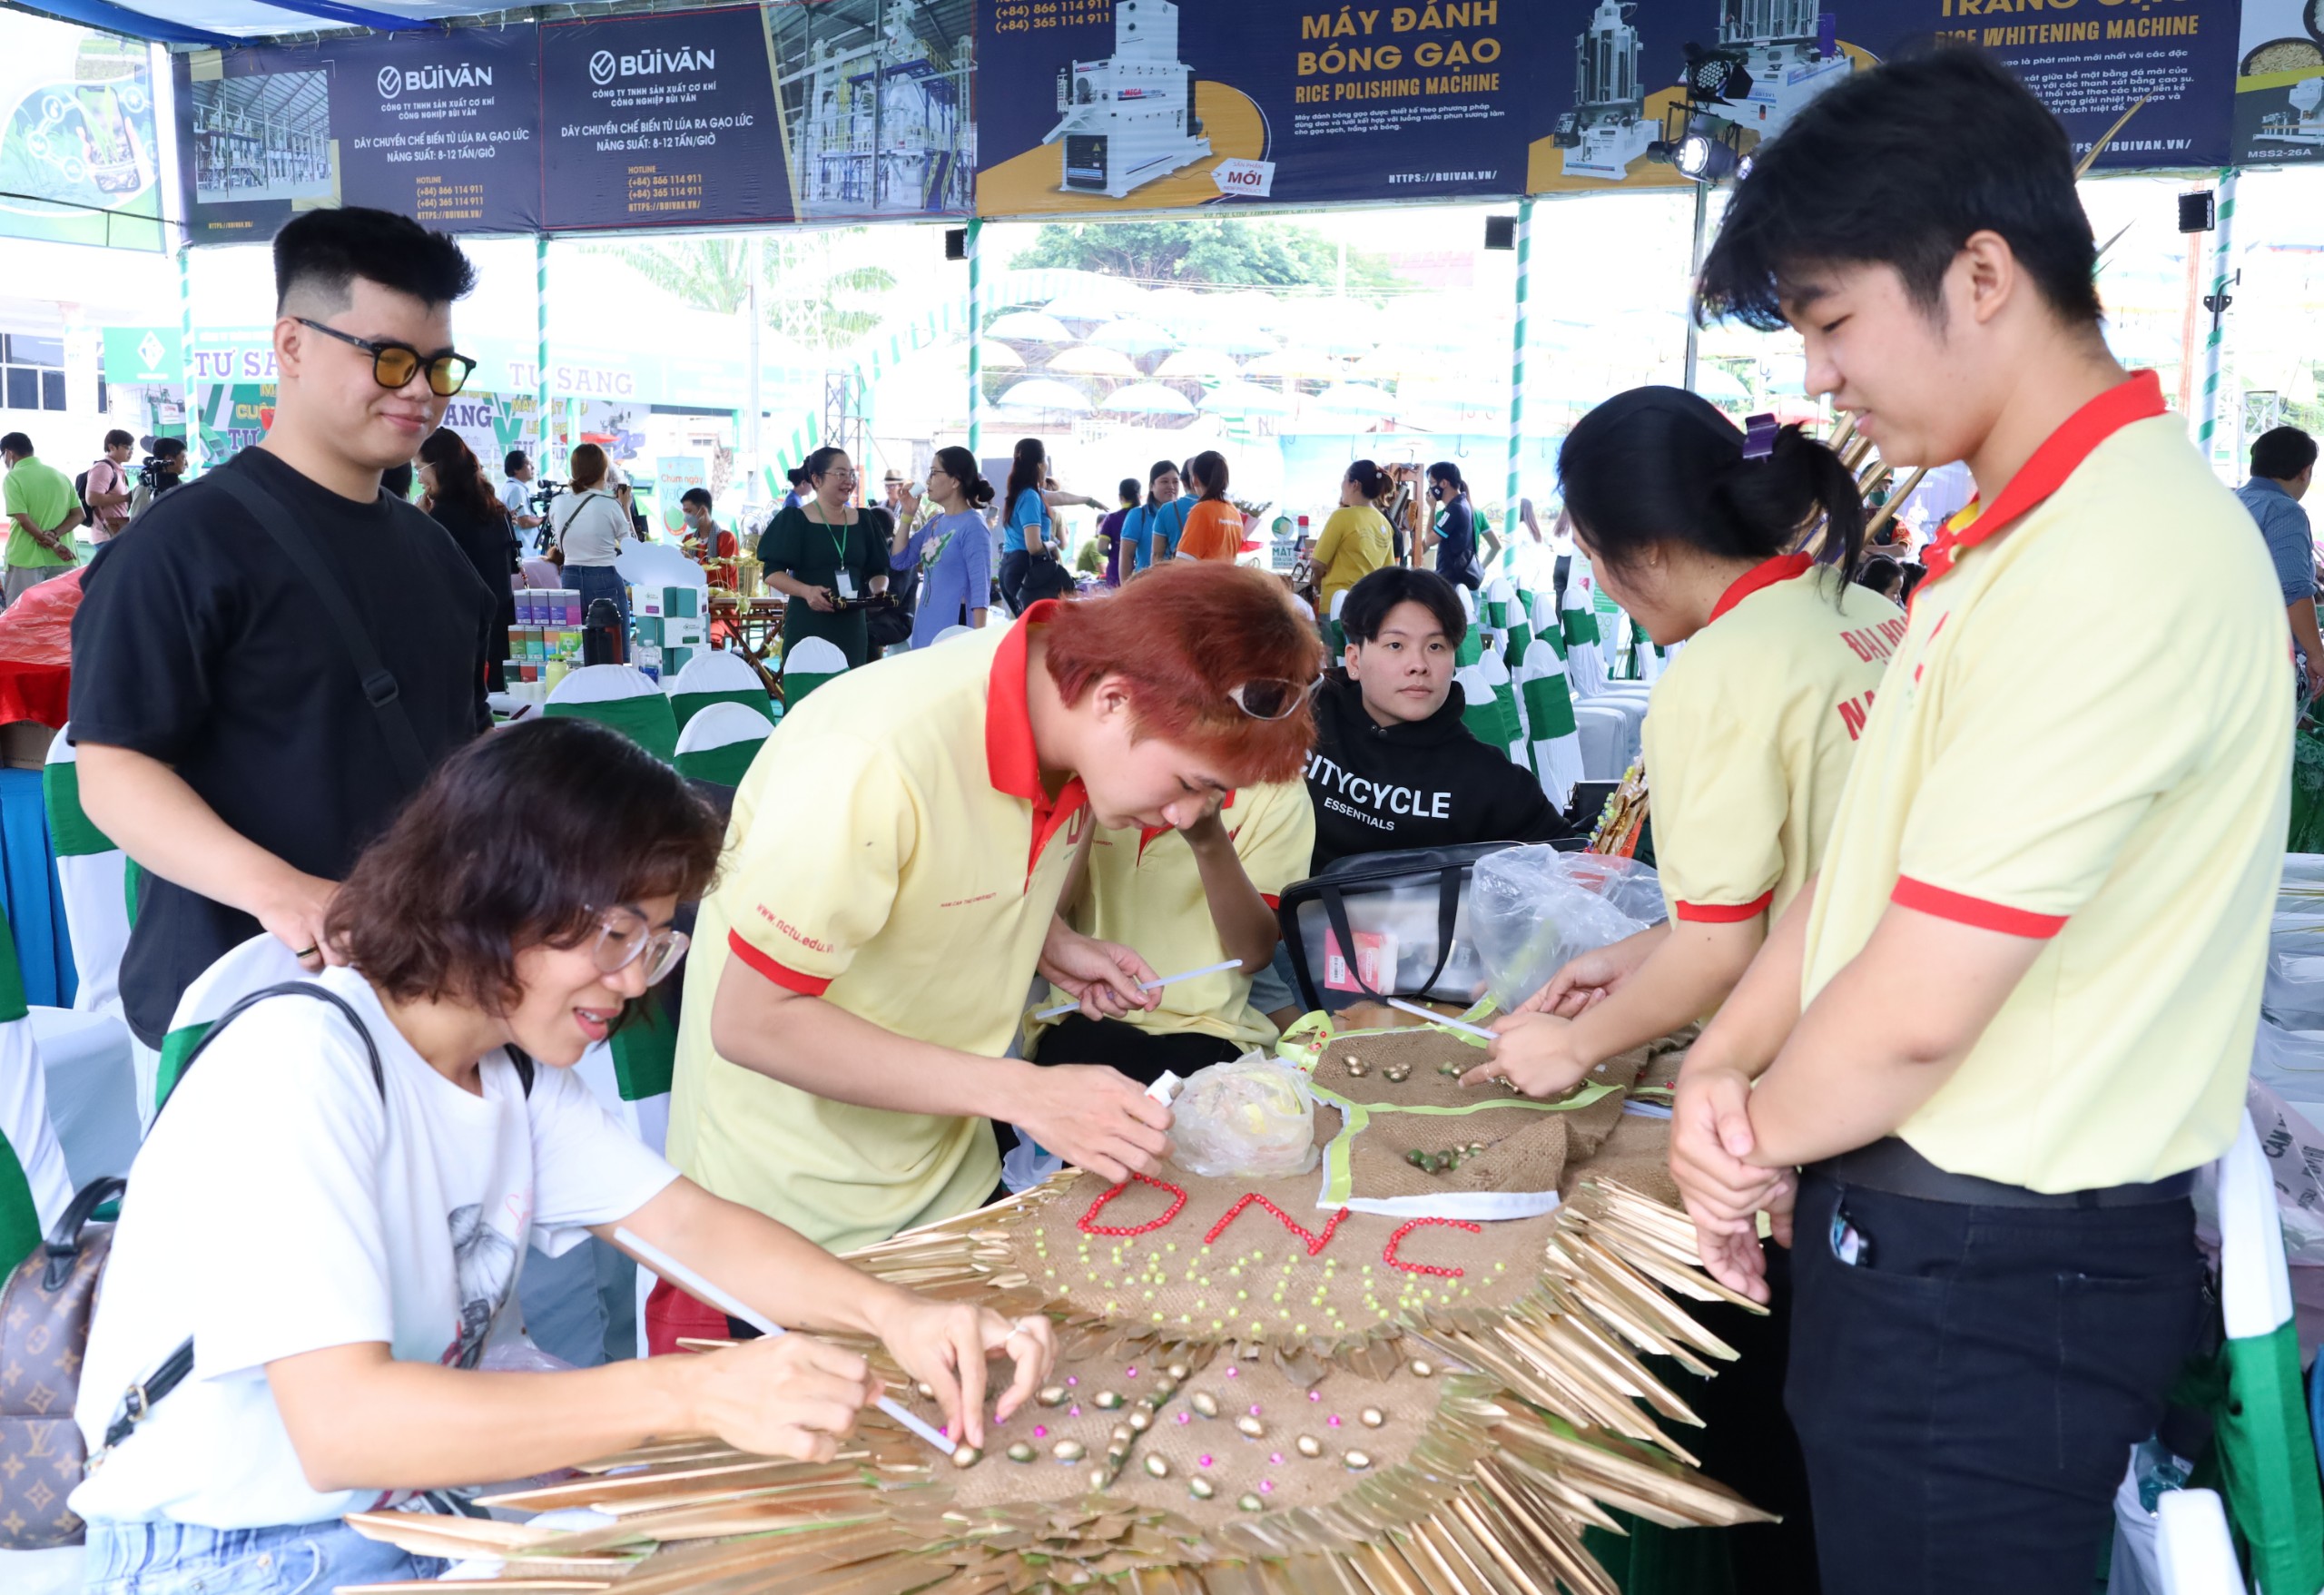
(1642, 556), (1901, 930)
(1801, 372), (2291, 1191)
(668, 603), (1091, 1250)
(1042, 781), (1315, 1050)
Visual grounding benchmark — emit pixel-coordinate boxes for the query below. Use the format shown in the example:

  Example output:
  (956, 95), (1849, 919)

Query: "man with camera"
(69, 206), (496, 1054)
(2, 432), (82, 606)
(500, 448), (543, 534)
(123, 438), (189, 525)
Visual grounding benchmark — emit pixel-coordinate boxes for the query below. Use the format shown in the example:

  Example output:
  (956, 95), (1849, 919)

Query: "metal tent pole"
(1682, 182), (1708, 394)
(967, 218), (985, 457)
(1503, 197), (1533, 548)
(2196, 168), (2240, 473)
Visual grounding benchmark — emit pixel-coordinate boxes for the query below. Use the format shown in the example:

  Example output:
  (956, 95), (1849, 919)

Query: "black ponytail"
(934, 445), (993, 510)
(1346, 458), (1387, 500)
(1558, 385), (1863, 586)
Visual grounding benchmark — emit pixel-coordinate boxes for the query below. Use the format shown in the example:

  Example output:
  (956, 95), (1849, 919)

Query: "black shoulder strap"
(104, 981), (386, 1453)
(208, 469), (430, 792)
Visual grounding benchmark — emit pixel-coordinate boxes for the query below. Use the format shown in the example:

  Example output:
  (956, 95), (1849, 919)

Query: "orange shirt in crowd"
(1175, 498), (1245, 562)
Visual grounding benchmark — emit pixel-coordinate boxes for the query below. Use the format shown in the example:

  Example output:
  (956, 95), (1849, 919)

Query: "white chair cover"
(547, 663), (665, 706)
(32, 1005), (137, 1188)
(675, 700), (776, 757)
(42, 725), (129, 1024)
(155, 934), (310, 1118)
(0, 1007), (71, 1235)
(1574, 705), (1630, 781)
(666, 648), (765, 702)
(2153, 1489), (2244, 1595)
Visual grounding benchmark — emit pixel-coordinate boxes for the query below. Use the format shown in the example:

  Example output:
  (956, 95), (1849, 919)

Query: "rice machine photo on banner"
(972, 0), (1541, 216)
(0, 15), (163, 250)
(1525, 0), (2230, 194)
(2235, 0), (2324, 162)
(766, 0), (974, 219)
(538, 5), (793, 230)
(175, 26), (540, 240)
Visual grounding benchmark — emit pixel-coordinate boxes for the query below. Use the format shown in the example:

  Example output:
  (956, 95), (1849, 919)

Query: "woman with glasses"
(74, 719), (1056, 1595)
(549, 442), (636, 636)
(760, 445), (891, 669)
(658, 565), (1324, 1341)
(890, 445), (996, 649)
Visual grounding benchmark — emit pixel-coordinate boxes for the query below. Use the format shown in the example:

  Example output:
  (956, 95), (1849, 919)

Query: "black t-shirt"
(1434, 497), (1481, 589)
(430, 497), (518, 666)
(70, 446), (495, 1047)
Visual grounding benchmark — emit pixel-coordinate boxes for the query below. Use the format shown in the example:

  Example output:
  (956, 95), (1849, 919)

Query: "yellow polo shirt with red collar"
(667, 603), (1091, 1251)
(1040, 781), (1315, 1051)
(1641, 556), (1901, 932)
(1801, 372), (2291, 1192)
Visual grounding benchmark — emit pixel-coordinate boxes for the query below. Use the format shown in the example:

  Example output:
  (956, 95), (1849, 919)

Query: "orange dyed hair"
(1042, 563), (1324, 785)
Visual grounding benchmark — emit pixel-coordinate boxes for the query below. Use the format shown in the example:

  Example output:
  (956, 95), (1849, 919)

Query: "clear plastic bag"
(1469, 845), (1661, 1009)
(1169, 1053), (1318, 1179)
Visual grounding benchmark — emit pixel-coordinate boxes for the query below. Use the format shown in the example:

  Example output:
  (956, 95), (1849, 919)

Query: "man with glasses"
(69, 206), (497, 1058)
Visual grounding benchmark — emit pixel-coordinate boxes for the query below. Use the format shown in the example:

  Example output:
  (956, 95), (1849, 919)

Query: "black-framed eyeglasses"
(1226, 675), (1324, 720)
(590, 904), (689, 987)
(294, 317), (476, 397)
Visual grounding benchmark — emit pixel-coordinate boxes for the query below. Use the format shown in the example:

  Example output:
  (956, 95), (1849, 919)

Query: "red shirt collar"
(1708, 551), (1814, 625)
(985, 600), (1089, 884)
(1922, 369), (2165, 589)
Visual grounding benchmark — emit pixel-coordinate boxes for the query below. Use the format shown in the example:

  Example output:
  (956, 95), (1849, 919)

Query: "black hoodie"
(1303, 674), (1573, 873)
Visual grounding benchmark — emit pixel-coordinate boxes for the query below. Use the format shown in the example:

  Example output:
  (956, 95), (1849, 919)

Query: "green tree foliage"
(596, 233), (897, 350)
(1010, 218), (1402, 295)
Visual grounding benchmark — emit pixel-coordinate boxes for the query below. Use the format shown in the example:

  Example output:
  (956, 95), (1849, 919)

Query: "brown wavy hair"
(326, 719), (724, 1017)
(1041, 562), (1323, 786)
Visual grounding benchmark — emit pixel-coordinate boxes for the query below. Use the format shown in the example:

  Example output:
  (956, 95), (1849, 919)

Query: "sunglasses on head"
(1226, 675), (1323, 720)
(296, 318), (476, 397)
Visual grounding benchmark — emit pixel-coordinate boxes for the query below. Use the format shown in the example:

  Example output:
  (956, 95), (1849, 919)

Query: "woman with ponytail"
(1473, 386), (1901, 1098)
(1311, 458), (1394, 615)
(890, 445), (997, 649)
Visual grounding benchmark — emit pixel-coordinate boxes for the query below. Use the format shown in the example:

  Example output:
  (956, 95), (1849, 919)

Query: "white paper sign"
(1212, 158), (1277, 198)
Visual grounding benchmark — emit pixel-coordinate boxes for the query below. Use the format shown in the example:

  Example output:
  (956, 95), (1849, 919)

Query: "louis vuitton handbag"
(0, 1176), (124, 1549)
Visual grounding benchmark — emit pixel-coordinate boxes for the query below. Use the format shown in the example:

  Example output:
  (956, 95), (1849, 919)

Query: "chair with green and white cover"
(2197, 1108), (2324, 1593)
(1512, 593), (1586, 808)
(41, 725), (129, 1024)
(666, 648), (773, 735)
(673, 701), (773, 789)
(1561, 560), (1610, 697)
(782, 635), (851, 708)
(1324, 590), (1349, 661)
(1502, 586), (1535, 672)
(546, 664), (680, 763)
(0, 902), (73, 1270)
(153, 934), (310, 1117)
(1452, 629), (1522, 759)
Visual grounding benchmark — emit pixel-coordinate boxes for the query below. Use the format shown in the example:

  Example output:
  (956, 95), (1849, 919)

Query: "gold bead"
(1110, 1424), (1134, 1446)
(1144, 1453), (1171, 1478)
(950, 1443), (982, 1469)
(916, 1382), (937, 1400)
(1095, 1390), (1125, 1410)
(1295, 1435), (1323, 1458)
(1089, 1466), (1109, 1492)
(1344, 1450), (1373, 1472)
(1360, 1408), (1385, 1428)
(1191, 1391), (1221, 1418)
(1128, 1409), (1152, 1433)
(1167, 1362), (1191, 1380)
(1408, 1358), (1435, 1377)
(1052, 1439), (1086, 1462)
(1036, 1385), (1067, 1407)
(1238, 1493), (1265, 1512)
(1189, 1475), (1216, 1500)
(1006, 1442), (1037, 1462)
(1236, 1414), (1265, 1439)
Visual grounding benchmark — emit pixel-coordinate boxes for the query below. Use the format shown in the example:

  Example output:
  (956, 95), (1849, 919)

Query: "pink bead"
(1226, 1367), (1238, 1378)
(1176, 1413), (1191, 1424)
(1249, 1404), (1262, 1416)
(1034, 1426), (1048, 1438)
(1327, 1415), (1343, 1427)
(1307, 1391), (1321, 1402)
(1066, 1375), (1078, 1386)
(1125, 1367), (1137, 1378)
(1199, 1454), (1214, 1468)
(1260, 1481), (1275, 1493)
(1270, 1452), (1284, 1464)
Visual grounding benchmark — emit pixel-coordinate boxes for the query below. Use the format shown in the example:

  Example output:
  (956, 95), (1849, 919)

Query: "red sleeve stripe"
(1260, 893), (1281, 911)
(726, 929), (836, 995)
(1673, 892), (1774, 923)
(1891, 876), (2067, 939)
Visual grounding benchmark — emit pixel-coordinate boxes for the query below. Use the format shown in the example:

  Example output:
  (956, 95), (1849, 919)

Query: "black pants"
(1034, 1014), (1241, 1088)
(1786, 1171), (2205, 1595)
(999, 548), (1070, 615)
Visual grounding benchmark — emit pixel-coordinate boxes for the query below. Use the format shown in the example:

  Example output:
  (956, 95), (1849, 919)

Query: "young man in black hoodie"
(1306, 566), (1571, 870)
(1252, 567), (1571, 1023)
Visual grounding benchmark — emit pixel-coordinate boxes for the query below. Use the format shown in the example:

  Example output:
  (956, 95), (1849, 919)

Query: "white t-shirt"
(499, 478), (534, 523)
(71, 967), (678, 1529)
(552, 489), (631, 566)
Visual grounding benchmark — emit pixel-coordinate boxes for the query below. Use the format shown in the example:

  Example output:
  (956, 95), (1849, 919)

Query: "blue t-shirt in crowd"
(1003, 487), (1049, 555)
(1122, 497), (1192, 574)
(2237, 476), (2316, 606)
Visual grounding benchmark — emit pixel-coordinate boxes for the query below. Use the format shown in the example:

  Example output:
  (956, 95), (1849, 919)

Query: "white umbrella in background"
(998, 377), (1093, 412)
(1191, 324), (1277, 356)
(1099, 382), (1199, 417)
(1312, 382), (1400, 418)
(1045, 282), (1146, 321)
(1274, 296), (1388, 353)
(1142, 287), (1223, 335)
(1349, 345), (1433, 381)
(1204, 379), (1295, 417)
(1246, 346), (1342, 380)
(986, 310), (1075, 343)
(1044, 344), (1143, 378)
(976, 341), (1027, 370)
(1088, 318), (1180, 356)
(1156, 347), (1241, 380)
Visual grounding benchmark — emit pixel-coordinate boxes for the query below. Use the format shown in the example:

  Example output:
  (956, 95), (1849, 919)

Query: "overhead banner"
(2234, 0), (2324, 163)
(767, 0), (974, 219)
(539, 5), (791, 230)
(177, 25), (539, 240)
(0, 16), (164, 250)
(1524, 0), (2229, 195)
(972, 0), (1540, 215)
